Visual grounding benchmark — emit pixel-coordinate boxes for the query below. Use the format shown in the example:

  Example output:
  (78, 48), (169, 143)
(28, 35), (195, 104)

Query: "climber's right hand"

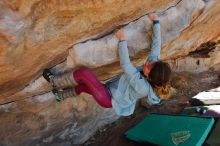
(115, 29), (125, 41)
(148, 13), (159, 21)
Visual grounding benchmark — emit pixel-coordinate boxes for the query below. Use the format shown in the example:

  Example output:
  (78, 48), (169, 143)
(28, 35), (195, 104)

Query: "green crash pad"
(125, 114), (214, 146)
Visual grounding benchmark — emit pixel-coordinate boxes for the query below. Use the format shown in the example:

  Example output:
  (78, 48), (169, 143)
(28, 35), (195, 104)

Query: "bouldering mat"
(125, 114), (214, 146)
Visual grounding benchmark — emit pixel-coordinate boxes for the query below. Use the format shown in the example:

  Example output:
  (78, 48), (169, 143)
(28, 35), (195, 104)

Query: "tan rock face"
(67, 0), (220, 68)
(0, 0), (179, 98)
(0, 0), (220, 145)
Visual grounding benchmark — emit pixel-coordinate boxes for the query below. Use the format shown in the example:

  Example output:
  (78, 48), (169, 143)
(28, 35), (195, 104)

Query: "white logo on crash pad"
(171, 131), (191, 145)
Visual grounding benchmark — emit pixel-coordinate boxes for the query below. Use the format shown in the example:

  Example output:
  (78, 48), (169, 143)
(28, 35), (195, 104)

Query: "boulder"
(0, 0), (219, 145)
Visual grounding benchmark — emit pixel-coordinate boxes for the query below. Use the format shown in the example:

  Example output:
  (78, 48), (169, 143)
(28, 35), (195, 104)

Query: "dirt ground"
(81, 70), (220, 146)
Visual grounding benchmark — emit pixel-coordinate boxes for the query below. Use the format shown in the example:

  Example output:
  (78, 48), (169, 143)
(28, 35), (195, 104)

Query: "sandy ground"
(81, 70), (220, 146)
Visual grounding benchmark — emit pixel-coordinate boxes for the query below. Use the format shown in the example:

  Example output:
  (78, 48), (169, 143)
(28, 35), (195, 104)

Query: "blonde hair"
(154, 84), (176, 100)
(148, 61), (174, 100)
(141, 61), (174, 108)
(141, 84), (176, 108)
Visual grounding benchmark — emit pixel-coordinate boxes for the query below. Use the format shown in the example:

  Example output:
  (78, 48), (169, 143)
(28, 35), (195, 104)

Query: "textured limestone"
(168, 42), (220, 72)
(67, 0), (206, 68)
(0, 93), (119, 146)
(0, 0), (179, 98)
(0, 0), (220, 146)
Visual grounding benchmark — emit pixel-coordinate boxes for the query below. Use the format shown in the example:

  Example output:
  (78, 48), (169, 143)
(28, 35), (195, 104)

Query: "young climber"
(43, 13), (172, 116)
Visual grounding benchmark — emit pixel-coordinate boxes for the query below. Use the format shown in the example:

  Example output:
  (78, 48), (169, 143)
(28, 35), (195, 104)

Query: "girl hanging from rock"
(43, 13), (173, 116)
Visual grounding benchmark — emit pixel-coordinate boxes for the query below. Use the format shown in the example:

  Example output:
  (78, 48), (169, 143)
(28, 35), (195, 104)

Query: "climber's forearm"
(119, 41), (137, 75)
(146, 13), (161, 62)
(151, 21), (161, 57)
(115, 29), (137, 76)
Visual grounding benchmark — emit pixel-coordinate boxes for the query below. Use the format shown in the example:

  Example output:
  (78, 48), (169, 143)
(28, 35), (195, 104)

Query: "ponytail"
(154, 85), (176, 100)
(147, 61), (174, 100)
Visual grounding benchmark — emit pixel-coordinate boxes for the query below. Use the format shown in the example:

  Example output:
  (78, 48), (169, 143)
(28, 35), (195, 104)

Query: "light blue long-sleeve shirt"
(106, 21), (161, 116)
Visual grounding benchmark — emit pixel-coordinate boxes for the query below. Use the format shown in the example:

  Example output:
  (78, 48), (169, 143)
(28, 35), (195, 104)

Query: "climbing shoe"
(43, 68), (53, 82)
(52, 89), (63, 102)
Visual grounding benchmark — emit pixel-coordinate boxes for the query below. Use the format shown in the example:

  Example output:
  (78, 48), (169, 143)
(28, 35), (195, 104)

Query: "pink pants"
(73, 68), (112, 108)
